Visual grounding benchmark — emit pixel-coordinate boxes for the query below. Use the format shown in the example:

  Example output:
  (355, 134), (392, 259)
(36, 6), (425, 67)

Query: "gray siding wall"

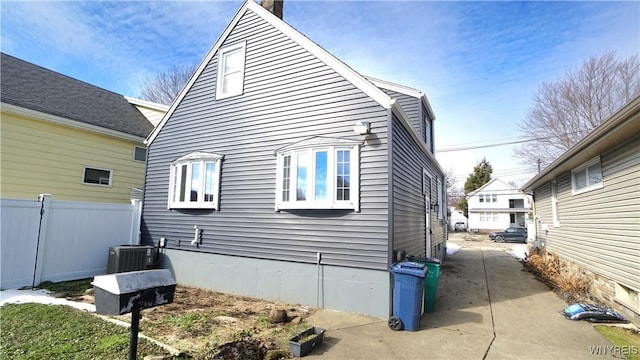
(533, 136), (640, 291)
(391, 114), (445, 260)
(142, 9), (390, 270)
(380, 89), (421, 135)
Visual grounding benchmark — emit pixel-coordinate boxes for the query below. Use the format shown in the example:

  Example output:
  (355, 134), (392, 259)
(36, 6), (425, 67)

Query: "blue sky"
(2, 1), (638, 188)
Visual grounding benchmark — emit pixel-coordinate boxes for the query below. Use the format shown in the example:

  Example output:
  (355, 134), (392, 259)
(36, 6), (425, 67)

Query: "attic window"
(216, 41), (246, 99)
(169, 152), (223, 209)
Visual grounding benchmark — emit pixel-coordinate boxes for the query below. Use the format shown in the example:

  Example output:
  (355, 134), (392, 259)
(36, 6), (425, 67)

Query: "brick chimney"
(260, 0), (283, 19)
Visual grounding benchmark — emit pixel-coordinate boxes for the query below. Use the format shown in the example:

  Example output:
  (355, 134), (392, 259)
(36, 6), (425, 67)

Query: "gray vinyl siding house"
(522, 96), (640, 324)
(141, 0), (446, 317)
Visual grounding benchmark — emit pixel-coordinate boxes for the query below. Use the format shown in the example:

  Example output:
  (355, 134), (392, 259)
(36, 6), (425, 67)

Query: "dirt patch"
(75, 285), (316, 359)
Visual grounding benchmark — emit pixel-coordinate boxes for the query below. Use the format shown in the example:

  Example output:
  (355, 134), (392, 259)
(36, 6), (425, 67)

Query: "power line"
(435, 137), (540, 153)
(435, 129), (589, 153)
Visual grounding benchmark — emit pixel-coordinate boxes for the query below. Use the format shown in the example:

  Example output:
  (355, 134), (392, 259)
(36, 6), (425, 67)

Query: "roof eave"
(366, 76), (436, 120)
(390, 100), (443, 175)
(2, 102), (146, 143)
(521, 96), (640, 192)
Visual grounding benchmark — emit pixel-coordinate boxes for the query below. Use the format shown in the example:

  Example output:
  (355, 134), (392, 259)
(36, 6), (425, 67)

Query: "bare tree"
(140, 63), (197, 105)
(514, 52), (640, 170)
(444, 168), (464, 209)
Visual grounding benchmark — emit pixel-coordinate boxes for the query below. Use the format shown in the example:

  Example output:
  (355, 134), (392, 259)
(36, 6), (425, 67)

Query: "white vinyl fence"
(1, 194), (142, 289)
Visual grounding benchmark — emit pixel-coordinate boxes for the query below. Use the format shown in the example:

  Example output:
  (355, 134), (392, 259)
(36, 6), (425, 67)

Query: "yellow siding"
(1, 111), (146, 203)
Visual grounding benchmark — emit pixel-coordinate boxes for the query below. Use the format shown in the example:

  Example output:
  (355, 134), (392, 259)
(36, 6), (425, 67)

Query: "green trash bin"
(407, 255), (441, 313)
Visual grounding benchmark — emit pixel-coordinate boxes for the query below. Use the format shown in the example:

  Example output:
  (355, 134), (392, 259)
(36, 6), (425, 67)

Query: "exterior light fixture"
(353, 121), (371, 135)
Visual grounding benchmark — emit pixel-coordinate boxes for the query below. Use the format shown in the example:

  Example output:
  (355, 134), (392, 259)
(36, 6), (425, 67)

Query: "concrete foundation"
(160, 249), (390, 317)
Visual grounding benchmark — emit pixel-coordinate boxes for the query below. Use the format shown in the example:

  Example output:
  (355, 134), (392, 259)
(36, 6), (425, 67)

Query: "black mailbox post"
(92, 269), (176, 360)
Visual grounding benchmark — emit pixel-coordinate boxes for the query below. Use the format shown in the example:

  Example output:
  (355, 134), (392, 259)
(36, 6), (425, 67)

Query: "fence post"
(32, 194), (51, 287)
(129, 199), (142, 245)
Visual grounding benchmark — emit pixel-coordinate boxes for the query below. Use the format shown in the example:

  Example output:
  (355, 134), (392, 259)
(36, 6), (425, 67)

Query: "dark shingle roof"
(0, 52), (153, 138)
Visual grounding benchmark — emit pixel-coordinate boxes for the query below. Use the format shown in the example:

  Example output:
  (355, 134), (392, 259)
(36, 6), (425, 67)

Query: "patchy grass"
(8, 280), (315, 359)
(34, 278), (92, 297)
(0, 303), (176, 359)
(594, 326), (640, 360)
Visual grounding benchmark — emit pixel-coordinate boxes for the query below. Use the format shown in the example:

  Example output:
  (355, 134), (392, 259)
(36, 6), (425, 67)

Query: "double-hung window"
(275, 138), (361, 211)
(216, 41), (246, 99)
(169, 152), (223, 209)
(571, 156), (603, 194)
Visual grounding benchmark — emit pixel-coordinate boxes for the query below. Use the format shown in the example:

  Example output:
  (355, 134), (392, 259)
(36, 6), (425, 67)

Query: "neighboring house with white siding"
(521, 96), (640, 325)
(467, 178), (531, 233)
(0, 52), (158, 204)
(448, 207), (467, 231)
(141, 0), (447, 317)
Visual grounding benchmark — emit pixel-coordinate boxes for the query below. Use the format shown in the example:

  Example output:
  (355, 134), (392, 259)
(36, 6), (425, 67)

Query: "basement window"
(615, 283), (640, 314)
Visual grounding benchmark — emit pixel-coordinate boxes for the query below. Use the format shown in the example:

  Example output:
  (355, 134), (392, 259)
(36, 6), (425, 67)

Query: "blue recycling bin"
(389, 261), (428, 331)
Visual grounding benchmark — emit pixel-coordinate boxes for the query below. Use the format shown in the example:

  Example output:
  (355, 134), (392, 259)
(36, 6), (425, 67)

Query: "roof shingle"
(1, 52), (154, 138)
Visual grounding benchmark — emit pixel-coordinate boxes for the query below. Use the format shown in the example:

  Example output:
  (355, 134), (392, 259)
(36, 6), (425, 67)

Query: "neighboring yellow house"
(0, 52), (160, 204)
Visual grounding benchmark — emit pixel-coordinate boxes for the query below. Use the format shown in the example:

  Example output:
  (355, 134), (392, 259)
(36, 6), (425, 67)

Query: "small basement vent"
(107, 245), (157, 274)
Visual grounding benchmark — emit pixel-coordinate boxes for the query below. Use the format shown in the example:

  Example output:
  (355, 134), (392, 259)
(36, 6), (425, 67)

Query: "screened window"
(83, 167), (112, 186)
(572, 157), (603, 194)
(276, 142), (360, 211)
(133, 146), (147, 162)
(169, 152), (223, 209)
(492, 194), (498, 202)
(216, 42), (246, 99)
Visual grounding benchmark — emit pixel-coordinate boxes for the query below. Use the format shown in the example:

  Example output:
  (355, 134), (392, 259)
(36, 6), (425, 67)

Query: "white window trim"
(133, 145), (147, 162)
(551, 179), (560, 227)
(571, 156), (603, 195)
(437, 177), (443, 219)
(168, 152), (223, 210)
(215, 41), (247, 100)
(275, 142), (360, 211)
(422, 169), (430, 195)
(82, 166), (113, 187)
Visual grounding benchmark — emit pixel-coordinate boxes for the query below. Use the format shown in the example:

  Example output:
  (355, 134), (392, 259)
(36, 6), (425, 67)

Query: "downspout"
(386, 108), (395, 317)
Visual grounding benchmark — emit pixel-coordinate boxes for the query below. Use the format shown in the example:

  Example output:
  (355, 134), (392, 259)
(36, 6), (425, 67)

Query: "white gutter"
(1, 102), (146, 143)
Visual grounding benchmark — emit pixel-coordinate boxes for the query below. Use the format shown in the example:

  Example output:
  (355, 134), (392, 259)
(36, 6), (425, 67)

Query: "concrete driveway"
(303, 234), (616, 359)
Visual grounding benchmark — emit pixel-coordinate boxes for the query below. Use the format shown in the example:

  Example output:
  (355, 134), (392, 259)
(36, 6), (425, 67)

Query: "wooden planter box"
(289, 327), (325, 357)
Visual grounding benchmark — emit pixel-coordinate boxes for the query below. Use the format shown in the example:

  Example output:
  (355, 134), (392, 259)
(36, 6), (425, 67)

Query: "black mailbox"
(92, 269), (176, 360)
(92, 269), (176, 315)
